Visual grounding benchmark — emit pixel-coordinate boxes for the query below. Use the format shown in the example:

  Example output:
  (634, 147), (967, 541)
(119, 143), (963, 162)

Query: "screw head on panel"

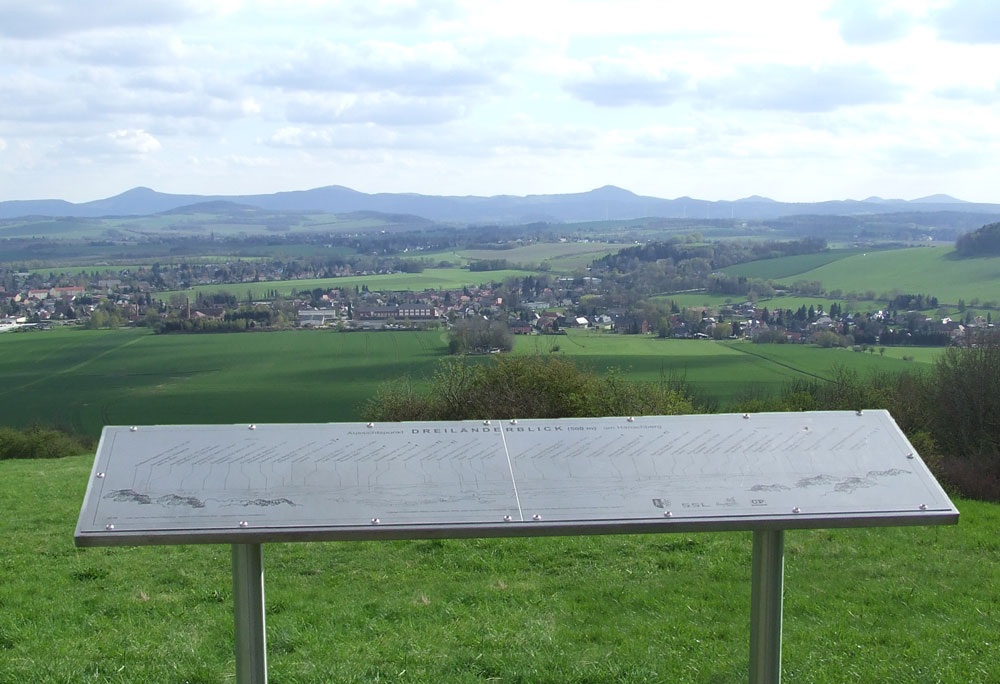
(742, 413), (750, 419)
(532, 514), (542, 521)
(919, 503), (928, 510)
(367, 422), (374, 428)
(238, 521), (249, 528)
(792, 507), (801, 514)
(129, 426), (138, 432)
(371, 517), (380, 525)
(663, 511), (672, 518)
(96, 472), (105, 479)
(105, 524), (115, 531)
(248, 424), (256, 430)
(906, 452), (915, 459)
(503, 515), (512, 522)
(856, 410), (863, 416)
(510, 419), (517, 425)
(483, 420), (491, 425)
(627, 416), (635, 422)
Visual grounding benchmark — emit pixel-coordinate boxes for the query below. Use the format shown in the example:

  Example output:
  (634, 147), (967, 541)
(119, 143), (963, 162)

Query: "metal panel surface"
(75, 411), (958, 546)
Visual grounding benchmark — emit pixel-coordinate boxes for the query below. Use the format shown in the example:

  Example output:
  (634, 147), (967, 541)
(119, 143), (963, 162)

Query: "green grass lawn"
(160, 267), (537, 300)
(1, 454), (996, 682)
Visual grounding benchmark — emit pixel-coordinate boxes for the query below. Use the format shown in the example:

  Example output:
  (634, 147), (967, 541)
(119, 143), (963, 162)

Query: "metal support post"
(749, 529), (784, 684)
(232, 543), (268, 684)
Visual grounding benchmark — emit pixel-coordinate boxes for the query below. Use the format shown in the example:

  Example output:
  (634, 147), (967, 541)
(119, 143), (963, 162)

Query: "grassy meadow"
(725, 246), (1000, 305)
(720, 249), (867, 280)
(161, 267), (537, 301)
(1, 454), (997, 683)
(653, 292), (854, 313)
(0, 328), (448, 436)
(453, 241), (617, 273)
(0, 327), (941, 438)
(517, 330), (935, 404)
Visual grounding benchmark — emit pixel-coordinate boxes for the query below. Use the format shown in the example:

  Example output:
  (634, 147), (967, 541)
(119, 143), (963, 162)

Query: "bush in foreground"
(0, 425), (94, 460)
(364, 355), (695, 422)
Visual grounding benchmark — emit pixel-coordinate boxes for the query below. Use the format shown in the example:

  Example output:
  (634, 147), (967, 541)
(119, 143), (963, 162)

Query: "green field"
(0, 328), (448, 436)
(516, 330), (932, 405)
(721, 249), (866, 280)
(1, 328), (939, 438)
(653, 292), (856, 313)
(456, 241), (616, 273)
(743, 247), (1000, 304)
(1, 454), (996, 682)
(160, 267), (537, 300)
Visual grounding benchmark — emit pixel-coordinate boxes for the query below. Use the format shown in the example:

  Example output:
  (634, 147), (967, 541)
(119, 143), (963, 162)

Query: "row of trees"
(955, 222), (1000, 256)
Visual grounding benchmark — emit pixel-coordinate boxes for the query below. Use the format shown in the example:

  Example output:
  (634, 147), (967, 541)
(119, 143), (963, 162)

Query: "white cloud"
(320, 0), (461, 29)
(825, 0), (916, 45)
(564, 57), (904, 112)
(929, 0), (1000, 44)
(699, 62), (904, 112)
(283, 92), (467, 126)
(263, 125), (402, 150)
(1, 1), (999, 203)
(58, 129), (162, 157)
(253, 39), (502, 96)
(63, 31), (187, 67)
(0, 0), (209, 38)
(933, 82), (1000, 104)
(0, 138), (7, 151)
(565, 55), (690, 106)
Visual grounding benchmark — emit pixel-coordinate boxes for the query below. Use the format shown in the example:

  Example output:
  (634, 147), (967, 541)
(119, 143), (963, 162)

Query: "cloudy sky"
(2, 0), (999, 204)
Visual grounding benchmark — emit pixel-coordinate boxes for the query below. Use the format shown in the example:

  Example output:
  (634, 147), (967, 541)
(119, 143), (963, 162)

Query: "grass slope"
(765, 247), (1000, 304)
(721, 249), (865, 280)
(0, 328), (448, 436)
(1, 455), (996, 682)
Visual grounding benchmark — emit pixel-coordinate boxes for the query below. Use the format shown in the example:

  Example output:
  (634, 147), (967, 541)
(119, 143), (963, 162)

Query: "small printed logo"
(651, 497), (670, 509)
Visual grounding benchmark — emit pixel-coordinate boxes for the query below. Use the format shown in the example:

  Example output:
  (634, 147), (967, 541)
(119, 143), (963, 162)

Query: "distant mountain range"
(1, 185), (998, 224)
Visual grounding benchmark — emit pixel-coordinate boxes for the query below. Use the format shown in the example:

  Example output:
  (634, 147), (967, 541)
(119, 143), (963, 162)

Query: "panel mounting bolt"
(792, 507), (801, 514)
(742, 413), (750, 419)
(627, 416), (635, 422)
(906, 452), (915, 459)
(919, 503), (928, 510)
(248, 424), (256, 430)
(510, 419), (517, 425)
(483, 420), (491, 425)
(371, 517), (380, 525)
(856, 410), (863, 416)
(367, 422), (374, 428)
(96, 472), (105, 479)
(532, 514), (542, 521)
(503, 515), (512, 522)
(129, 426), (138, 432)
(663, 511), (672, 518)
(238, 521), (249, 528)
(105, 524), (115, 531)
